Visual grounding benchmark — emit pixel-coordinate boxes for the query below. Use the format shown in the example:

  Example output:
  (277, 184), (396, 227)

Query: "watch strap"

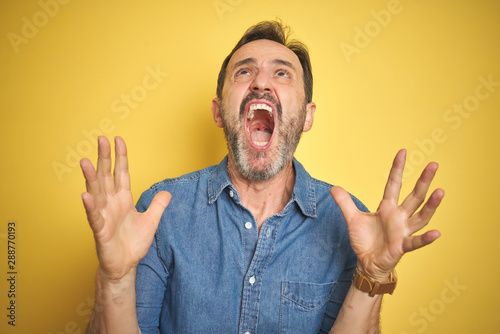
(352, 268), (397, 297)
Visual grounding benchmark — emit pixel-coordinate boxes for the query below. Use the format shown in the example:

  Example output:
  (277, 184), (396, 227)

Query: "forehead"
(228, 39), (302, 74)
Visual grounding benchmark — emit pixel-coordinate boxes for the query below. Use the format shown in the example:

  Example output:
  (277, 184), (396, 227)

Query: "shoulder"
(151, 165), (214, 192)
(135, 164), (216, 211)
(293, 158), (369, 214)
(311, 177), (369, 213)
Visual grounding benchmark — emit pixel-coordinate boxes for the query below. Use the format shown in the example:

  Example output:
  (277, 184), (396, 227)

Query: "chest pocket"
(279, 280), (337, 334)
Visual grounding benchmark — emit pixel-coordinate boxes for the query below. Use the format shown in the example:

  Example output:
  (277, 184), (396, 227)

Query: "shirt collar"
(290, 158), (317, 218)
(207, 156), (233, 205)
(208, 156), (317, 218)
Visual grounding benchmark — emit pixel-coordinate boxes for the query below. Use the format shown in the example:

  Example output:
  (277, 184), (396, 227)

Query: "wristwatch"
(352, 268), (397, 297)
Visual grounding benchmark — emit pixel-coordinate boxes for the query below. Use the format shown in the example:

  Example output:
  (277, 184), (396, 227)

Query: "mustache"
(239, 92), (282, 122)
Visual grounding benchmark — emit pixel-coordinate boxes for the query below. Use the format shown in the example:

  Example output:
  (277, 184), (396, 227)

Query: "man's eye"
(276, 70), (289, 78)
(236, 69), (250, 76)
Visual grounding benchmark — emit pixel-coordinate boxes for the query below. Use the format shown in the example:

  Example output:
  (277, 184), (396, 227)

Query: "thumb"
(145, 191), (172, 228)
(330, 186), (358, 223)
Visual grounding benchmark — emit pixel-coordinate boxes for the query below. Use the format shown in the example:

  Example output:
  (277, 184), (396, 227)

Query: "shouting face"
(212, 39), (315, 181)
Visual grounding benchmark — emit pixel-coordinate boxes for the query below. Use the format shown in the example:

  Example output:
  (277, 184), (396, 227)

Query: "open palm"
(330, 150), (444, 281)
(80, 136), (171, 280)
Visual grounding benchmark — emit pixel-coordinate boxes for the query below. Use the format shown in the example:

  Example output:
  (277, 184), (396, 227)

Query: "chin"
(235, 146), (290, 182)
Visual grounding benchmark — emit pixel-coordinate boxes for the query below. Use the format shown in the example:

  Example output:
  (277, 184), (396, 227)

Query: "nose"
(251, 70), (273, 94)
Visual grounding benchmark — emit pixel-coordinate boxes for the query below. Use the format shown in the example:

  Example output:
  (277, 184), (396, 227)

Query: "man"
(80, 21), (444, 333)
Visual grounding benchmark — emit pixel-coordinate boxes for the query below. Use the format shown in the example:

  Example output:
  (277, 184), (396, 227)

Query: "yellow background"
(1, 0), (499, 333)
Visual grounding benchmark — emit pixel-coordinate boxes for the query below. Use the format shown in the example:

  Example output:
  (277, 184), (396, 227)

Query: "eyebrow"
(270, 59), (297, 72)
(232, 57), (297, 72)
(233, 57), (257, 69)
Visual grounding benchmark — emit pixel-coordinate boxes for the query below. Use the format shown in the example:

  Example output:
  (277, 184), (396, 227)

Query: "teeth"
(247, 109), (254, 120)
(253, 141), (268, 147)
(247, 103), (273, 120)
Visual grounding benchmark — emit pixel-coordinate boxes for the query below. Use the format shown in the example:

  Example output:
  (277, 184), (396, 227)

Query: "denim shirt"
(135, 157), (368, 334)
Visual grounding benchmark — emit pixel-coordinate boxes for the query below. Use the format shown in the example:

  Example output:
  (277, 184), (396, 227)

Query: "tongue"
(251, 130), (271, 146)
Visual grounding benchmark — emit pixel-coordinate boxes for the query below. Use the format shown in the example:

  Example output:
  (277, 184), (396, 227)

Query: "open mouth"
(245, 100), (276, 150)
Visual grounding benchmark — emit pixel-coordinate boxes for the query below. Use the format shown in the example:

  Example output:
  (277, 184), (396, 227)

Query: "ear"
(302, 102), (316, 132)
(211, 98), (223, 128)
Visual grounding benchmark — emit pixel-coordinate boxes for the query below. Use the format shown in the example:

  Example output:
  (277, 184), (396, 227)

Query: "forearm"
(329, 284), (382, 334)
(86, 268), (141, 334)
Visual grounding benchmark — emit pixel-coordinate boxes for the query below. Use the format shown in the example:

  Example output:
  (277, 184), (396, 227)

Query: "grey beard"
(220, 103), (306, 182)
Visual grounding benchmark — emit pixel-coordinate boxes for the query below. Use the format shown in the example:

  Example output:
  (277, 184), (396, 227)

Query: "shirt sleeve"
(135, 190), (169, 334)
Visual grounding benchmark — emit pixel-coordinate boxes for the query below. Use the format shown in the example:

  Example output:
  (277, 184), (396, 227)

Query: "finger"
(408, 188), (445, 234)
(144, 191), (172, 229)
(80, 158), (99, 196)
(96, 136), (115, 194)
(382, 149), (406, 205)
(113, 136), (131, 192)
(403, 229), (441, 253)
(400, 162), (439, 215)
(81, 192), (102, 231)
(330, 186), (359, 223)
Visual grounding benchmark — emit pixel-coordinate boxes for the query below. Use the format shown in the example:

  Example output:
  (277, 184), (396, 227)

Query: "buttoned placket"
(238, 213), (286, 333)
(225, 185), (296, 334)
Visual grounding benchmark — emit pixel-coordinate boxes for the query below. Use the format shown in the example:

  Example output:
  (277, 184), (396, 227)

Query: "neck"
(227, 155), (295, 231)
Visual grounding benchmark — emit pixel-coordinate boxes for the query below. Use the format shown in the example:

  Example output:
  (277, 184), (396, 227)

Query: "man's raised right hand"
(80, 136), (171, 281)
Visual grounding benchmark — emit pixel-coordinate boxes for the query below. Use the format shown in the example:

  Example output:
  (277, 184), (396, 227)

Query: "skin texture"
(81, 39), (444, 334)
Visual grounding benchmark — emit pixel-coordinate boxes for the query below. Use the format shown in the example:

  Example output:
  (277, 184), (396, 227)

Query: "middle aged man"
(81, 21), (444, 333)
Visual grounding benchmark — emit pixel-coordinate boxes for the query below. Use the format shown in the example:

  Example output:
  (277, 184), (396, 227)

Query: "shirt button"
(245, 332), (251, 334)
(244, 222), (252, 229)
(229, 190), (234, 198)
(249, 276), (256, 285)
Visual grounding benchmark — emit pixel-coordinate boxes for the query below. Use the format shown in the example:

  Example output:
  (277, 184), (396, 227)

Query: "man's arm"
(86, 268), (139, 334)
(80, 136), (171, 334)
(330, 285), (383, 333)
(329, 149), (444, 333)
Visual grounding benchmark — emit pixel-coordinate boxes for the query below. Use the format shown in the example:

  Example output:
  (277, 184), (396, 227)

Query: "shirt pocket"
(279, 280), (338, 334)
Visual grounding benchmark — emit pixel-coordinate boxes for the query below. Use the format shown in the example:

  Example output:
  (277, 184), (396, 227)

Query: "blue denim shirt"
(135, 157), (368, 334)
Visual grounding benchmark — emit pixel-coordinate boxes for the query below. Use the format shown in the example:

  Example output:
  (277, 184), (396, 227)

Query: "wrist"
(96, 267), (137, 292)
(355, 264), (392, 283)
(352, 267), (397, 297)
(90, 268), (140, 333)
